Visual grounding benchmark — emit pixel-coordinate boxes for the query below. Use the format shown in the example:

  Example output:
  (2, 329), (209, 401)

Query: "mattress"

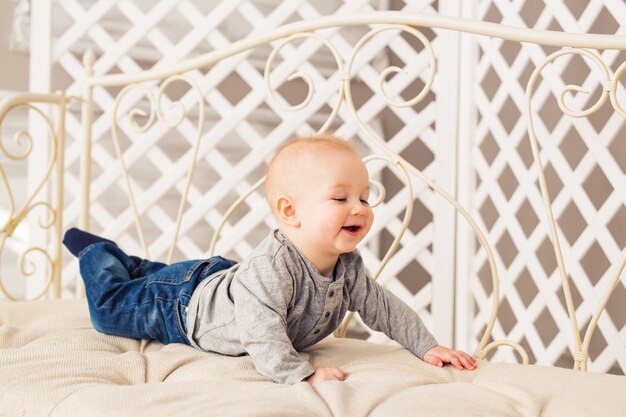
(1, 299), (624, 417)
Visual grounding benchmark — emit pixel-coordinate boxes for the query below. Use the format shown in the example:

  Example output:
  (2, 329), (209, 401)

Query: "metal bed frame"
(1, 12), (624, 373)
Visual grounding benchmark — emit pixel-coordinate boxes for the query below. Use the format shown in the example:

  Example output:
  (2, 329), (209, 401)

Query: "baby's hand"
(423, 345), (477, 370)
(305, 367), (345, 384)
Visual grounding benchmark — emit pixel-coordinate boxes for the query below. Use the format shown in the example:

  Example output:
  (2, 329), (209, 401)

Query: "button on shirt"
(186, 229), (438, 384)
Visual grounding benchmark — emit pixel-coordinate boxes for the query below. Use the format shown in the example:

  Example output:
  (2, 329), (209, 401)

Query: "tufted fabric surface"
(1, 299), (625, 417)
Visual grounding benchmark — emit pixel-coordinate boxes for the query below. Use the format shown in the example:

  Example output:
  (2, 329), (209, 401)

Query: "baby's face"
(292, 149), (373, 258)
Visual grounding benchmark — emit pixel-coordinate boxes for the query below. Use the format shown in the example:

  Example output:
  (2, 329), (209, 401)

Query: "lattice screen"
(465, 0), (625, 374)
(43, 0), (446, 346)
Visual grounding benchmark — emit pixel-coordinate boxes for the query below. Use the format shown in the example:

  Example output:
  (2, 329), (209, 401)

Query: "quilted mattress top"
(1, 299), (624, 417)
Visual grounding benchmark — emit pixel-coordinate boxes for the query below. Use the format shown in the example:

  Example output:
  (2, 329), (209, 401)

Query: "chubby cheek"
(363, 210), (374, 233)
(314, 211), (344, 236)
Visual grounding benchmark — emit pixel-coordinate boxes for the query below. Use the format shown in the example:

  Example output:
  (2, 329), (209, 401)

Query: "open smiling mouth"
(342, 226), (361, 233)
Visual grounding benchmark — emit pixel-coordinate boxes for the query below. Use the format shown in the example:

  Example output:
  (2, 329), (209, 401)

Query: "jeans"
(78, 242), (235, 345)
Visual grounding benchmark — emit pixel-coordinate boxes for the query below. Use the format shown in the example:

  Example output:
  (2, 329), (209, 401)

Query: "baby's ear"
(276, 196), (300, 227)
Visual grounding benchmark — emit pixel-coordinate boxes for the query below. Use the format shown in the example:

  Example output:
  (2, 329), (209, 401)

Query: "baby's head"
(265, 134), (373, 274)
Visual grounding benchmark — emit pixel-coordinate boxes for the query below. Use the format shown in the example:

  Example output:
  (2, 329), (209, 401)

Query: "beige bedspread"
(1, 299), (624, 417)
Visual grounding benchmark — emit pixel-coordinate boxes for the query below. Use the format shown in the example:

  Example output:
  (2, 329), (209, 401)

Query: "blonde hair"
(264, 134), (359, 210)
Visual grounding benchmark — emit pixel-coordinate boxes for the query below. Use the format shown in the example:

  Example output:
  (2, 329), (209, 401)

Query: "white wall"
(0, 0), (29, 93)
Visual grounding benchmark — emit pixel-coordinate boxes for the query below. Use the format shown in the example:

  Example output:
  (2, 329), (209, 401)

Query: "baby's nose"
(351, 201), (365, 214)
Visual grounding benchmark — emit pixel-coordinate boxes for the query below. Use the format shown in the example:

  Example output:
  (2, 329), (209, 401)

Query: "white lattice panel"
(38, 0), (448, 346)
(464, 0), (626, 374)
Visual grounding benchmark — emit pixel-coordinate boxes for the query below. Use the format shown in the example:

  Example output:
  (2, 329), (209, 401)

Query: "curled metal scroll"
(0, 104), (59, 301)
(111, 74), (205, 263)
(341, 25), (524, 361)
(610, 60), (626, 115)
(264, 32), (346, 134)
(367, 178), (386, 208)
(525, 47), (626, 371)
(208, 176), (264, 257)
(347, 24), (436, 109)
(0, 203), (56, 301)
(343, 24), (437, 152)
(475, 340), (530, 364)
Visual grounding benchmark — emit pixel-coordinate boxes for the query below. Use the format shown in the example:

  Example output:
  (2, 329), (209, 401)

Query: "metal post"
(76, 49), (96, 298)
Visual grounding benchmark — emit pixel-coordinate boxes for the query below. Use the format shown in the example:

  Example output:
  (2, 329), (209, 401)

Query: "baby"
(63, 134), (476, 385)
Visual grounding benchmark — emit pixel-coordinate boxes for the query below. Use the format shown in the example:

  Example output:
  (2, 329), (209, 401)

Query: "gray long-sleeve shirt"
(186, 229), (438, 384)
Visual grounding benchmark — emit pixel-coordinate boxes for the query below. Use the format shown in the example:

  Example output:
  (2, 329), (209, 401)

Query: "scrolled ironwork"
(0, 91), (65, 302)
(346, 24), (436, 109)
(609, 60), (626, 117)
(1, 103), (58, 163)
(0, 194), (57, 301)
(526, 47), (626, 371)
(0, 130), (33, 161)
(1, 104), (57, 249)
(124, 84), (157, 133)
(475, 340), (529, 365)
(111, 73), (206, 262)
(264, 32), (346, 134)
(549, 48), (611, 118)
(367, 179), (386, 209)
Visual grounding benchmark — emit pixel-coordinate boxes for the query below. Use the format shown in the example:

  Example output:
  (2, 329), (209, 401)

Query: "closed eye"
(333, 197), (347, 202)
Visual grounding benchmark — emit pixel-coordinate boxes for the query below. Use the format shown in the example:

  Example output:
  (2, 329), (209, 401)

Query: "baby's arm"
(232, 260), (315, 384)
(349, 272), (438, 358)
(348, 254), (476, 369)
(423, 345), (477, 370)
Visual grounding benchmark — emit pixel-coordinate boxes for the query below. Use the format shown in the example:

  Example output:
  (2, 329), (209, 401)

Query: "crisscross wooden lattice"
(464, 0), (625, 374)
